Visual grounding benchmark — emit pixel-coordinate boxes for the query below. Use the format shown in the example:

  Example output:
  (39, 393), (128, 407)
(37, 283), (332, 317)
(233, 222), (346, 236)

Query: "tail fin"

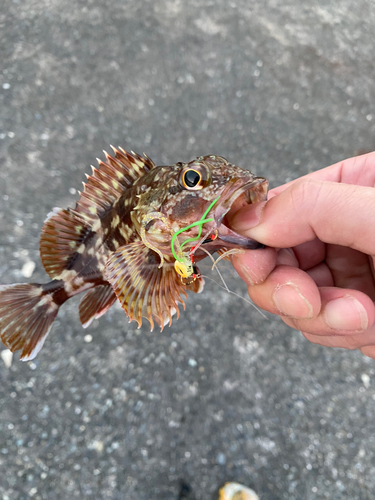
(0, 283), (60, 361)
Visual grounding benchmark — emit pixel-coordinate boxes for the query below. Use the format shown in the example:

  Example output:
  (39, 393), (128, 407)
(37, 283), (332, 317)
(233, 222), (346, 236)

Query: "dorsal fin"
(74, 148), (156, 223)
(40, 207), (92, 279)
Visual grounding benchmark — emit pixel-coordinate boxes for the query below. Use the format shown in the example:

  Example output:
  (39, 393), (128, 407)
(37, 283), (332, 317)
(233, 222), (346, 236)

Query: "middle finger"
(246, 265), (322, 319)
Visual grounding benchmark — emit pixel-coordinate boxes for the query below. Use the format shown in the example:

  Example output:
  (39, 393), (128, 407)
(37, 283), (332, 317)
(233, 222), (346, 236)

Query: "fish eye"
(183, 169), (201, 188)
(180, 165), (211, 190)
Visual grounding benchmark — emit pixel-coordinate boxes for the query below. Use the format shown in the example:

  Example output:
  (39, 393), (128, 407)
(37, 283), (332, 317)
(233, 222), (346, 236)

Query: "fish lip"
(214, 177), (268, 223)
(212, 176), (268, 250)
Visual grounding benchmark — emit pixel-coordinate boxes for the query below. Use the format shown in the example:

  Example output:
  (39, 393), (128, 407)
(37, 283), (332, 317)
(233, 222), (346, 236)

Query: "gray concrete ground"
(1, 1), (375, 499)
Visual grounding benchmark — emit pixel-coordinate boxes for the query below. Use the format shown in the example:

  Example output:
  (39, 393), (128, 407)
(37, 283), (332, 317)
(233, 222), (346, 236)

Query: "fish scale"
(0, 149), (268, 360)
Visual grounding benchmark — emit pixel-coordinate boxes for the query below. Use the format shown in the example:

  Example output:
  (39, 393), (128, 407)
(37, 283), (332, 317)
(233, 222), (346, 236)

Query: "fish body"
(0, 148), (268, 360)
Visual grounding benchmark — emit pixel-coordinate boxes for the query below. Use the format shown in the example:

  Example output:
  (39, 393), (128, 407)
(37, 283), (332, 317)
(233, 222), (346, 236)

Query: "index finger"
(231, 179), (375, 256)
(269, 151), (375, 198)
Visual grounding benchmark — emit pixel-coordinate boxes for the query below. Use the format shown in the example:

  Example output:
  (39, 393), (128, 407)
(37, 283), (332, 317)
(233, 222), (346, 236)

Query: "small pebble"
(21, 261), (36, 278)
(1, 349), (13, 368)
(361, 373), (370, 389)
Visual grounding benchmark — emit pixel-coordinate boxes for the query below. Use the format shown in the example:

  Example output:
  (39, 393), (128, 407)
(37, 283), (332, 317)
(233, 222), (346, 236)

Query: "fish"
(0, 148), (268, 361)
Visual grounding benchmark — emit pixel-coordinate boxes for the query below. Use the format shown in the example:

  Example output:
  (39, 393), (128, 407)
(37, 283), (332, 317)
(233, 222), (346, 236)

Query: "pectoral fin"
(104, 242), (188, 330)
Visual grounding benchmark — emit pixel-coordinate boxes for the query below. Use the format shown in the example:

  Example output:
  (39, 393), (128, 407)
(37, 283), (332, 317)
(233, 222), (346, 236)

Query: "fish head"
(132, 155), (268, 264)
(158, 155), (269, 257)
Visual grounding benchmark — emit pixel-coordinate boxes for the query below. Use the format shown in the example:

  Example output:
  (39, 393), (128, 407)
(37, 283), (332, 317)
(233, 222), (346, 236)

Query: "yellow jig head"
(174, 257), (200, 285)
(173, 235), (199, 285)
(174, 257), (194, 279)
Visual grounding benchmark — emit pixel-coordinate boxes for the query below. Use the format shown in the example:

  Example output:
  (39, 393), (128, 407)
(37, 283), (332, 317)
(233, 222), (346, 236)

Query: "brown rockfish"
(0, 148), (268, 360)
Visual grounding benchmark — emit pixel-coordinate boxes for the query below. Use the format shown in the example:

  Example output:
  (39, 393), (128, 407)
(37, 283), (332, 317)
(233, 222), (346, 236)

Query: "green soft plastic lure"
(140, 197), (220, 284)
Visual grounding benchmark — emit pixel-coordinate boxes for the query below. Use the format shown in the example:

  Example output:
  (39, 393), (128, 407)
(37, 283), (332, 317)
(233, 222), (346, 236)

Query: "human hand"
(229, 152), (375, 359)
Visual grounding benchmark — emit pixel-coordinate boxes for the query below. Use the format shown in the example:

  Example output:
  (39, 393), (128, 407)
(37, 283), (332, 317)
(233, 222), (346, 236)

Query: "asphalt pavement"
(1, 1), (375, 499)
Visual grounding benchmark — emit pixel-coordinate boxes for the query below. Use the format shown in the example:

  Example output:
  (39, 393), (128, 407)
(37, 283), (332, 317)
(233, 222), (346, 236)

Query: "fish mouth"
(203, 176), (269, 252)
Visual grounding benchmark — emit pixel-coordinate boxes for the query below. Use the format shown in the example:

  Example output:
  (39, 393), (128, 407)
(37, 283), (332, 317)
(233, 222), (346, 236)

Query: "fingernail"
(273, 283), (313, 319)
(230, 201), (266, 232)
(324, 297), (368, 331)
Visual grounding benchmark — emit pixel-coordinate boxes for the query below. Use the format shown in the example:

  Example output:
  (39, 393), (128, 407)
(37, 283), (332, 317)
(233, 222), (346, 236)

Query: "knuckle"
(289, 178), (324, 214)
(289, 178), (341, 237)
(344, 151), (375, 184)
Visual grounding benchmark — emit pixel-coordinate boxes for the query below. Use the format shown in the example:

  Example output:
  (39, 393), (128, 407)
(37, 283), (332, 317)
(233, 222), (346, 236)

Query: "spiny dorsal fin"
(74, 148), (156, 222)
(40, 208), (92, 279)
(104, 241), (194, 331)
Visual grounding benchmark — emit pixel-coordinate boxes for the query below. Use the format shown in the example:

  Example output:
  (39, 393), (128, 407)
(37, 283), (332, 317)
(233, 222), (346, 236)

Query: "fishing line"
(171, 197), (220, 261)
(199, 246), (267, 319)
(187, 224), (217, 259)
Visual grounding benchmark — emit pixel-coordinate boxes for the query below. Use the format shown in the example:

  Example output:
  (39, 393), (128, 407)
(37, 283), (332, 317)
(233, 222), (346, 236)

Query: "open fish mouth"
(205, 176), (269, 252)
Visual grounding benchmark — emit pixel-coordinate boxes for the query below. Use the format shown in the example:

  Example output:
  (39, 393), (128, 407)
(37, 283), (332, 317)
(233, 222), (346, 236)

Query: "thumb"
(231, 178), (375, 255)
